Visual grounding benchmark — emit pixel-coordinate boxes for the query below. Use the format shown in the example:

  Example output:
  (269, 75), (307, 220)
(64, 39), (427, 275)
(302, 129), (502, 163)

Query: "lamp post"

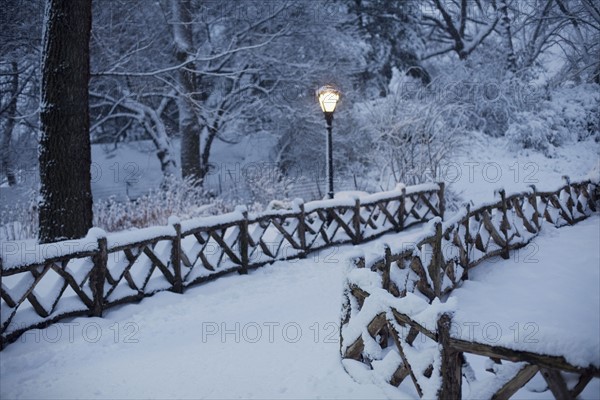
(317, 85), (340, 199)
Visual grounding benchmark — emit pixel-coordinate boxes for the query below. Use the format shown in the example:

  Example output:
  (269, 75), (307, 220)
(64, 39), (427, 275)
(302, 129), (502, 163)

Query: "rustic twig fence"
(341, 178), (599, 399)
(0, 182), (444, 348)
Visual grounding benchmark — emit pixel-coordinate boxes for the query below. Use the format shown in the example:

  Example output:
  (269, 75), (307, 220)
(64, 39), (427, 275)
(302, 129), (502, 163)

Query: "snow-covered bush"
(546, 84), (599, 142)
(244, 165), (294, 206)
(92, 176), (263, 232)
(506, 83), (600, 154)
(426, 57), (544, 138)
(1, 177), (266, 240)
(0, 190), (38, 241)
(505, 112), (557, 155)
(352, 73), (466, 187)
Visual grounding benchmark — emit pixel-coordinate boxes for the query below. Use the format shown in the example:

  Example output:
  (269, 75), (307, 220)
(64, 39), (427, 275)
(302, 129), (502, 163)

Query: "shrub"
(0, 176), (265, 240)
(547, 84), (599, 142)
(505, 112), (555, 155)
(352, 74), (467, 187)
(506, 83), (600, 154)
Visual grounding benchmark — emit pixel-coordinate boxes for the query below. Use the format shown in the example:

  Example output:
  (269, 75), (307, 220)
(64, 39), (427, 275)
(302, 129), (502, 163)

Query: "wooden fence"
(341, 178), (599, 399)
(0, 182), (444, 348)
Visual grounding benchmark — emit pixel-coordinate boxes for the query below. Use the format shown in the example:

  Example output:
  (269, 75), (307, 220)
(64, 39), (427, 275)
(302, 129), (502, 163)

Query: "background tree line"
(0, 0), (598, 241)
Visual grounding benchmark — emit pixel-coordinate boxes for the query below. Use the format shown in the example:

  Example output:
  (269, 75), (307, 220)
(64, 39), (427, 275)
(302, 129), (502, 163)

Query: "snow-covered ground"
(88, 134), (599, 205)
(451, 216), (600, 368)
(1, 127), (598, 399)
(90, 134), (276, 201)
(454, 216), (600, 400)
(87, 133), (599, 205)
(1, 132), (597, 210)
(0, 133), (277, 206)
(1, 216), (598, 399)
(447, 134), (599, 205)
(0, 232), (409, 400)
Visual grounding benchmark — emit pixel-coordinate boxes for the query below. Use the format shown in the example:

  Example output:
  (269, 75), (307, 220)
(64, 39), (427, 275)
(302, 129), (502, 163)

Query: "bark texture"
(1, 61), (18, 186)
(39, 0), (93, 242)
(172, 0), (202, 182)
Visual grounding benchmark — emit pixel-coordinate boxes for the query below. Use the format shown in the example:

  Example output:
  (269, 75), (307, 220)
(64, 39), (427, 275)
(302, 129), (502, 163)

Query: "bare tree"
(0, 0), (43, 186)
(90, 1), (290, 184)
(421, 0), (499, 60)
(356, 89), (466, 187)
(554, 0), (600, 82)
(505, 0), (600, 82)
(344, 0), (430, 94)
(89, 91), (178, 176)
(91, 1), (364, 194)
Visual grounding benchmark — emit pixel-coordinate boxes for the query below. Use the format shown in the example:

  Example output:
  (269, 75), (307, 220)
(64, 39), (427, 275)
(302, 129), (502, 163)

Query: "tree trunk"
(1, 61), (18, 186)
(498, 0), (517, 73)
(38, 0), (93, 242)
(171, 0), (202, 182)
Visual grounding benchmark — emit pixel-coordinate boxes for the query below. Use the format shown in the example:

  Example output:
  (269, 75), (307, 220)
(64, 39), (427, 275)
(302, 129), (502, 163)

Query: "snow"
(405, 183), (441, 195)
(0, 232), (425, 400)
(446, 133), (599, 205)
(179, 208), (245, 233)
(341, 214), (600, 398)
(90, 140), (169, 201)
(1, 131), (598, 398)
(1, 199), (598, 399)
(106, 226), (176, 250)
(1, 237), (98, 270)
(304, 198), (356, 212)
(449, 215), (600, 369)
(334, 190), (368, 200)
(88, 134), (276, 202)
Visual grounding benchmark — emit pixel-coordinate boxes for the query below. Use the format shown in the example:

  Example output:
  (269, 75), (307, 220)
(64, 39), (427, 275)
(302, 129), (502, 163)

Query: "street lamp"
(317, 85), (340, 199)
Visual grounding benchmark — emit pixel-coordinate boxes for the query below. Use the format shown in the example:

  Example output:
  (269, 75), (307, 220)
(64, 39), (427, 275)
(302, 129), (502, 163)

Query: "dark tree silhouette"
(38, 0), (93, 242)
(0, 61), (18, 186)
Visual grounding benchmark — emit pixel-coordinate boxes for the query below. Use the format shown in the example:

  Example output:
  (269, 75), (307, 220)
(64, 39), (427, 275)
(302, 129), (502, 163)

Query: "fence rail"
(0, 182), (444, 348)
(340, 177), (599, 399)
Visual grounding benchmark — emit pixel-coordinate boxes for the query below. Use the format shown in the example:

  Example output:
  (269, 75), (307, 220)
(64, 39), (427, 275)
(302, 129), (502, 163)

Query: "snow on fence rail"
(0, 182), (444, 348)
(340, 177), (599, 399)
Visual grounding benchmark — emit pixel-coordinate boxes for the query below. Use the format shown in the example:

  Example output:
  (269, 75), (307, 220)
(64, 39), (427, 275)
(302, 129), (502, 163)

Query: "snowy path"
(1, 218), (599, 399)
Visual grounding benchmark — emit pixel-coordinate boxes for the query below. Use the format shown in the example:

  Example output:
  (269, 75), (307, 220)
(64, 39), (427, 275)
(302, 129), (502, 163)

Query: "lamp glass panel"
(318, 90), (339, 113)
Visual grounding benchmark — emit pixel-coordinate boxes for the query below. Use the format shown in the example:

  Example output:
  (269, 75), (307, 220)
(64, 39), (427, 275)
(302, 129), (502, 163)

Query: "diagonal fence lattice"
(0, 182), (444, 348)
(340, 178), (599, 399)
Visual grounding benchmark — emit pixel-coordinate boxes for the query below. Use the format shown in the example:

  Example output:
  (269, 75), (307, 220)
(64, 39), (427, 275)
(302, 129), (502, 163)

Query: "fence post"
(592, 181), (600, 206)
(498, 189), (510, 259)
(353, 197), (362, 245)
(463, 203), (471, 280)
(437, 313), (462, 399)
(354, 253), (365, 269)
(383, 244), (392, 292)
(91, 236), (107, 317)
(431, 220), (443, 298)
(170, 217), (183, 294)
(0, 256), (3, 350)
(437, 181), (446, 219)
(529, 184), (541, 230)
(562, 175), (575, 223)
(398, 187), (406, 231)
(295, 199), (307, 256)
(239, 207), (249, 275)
